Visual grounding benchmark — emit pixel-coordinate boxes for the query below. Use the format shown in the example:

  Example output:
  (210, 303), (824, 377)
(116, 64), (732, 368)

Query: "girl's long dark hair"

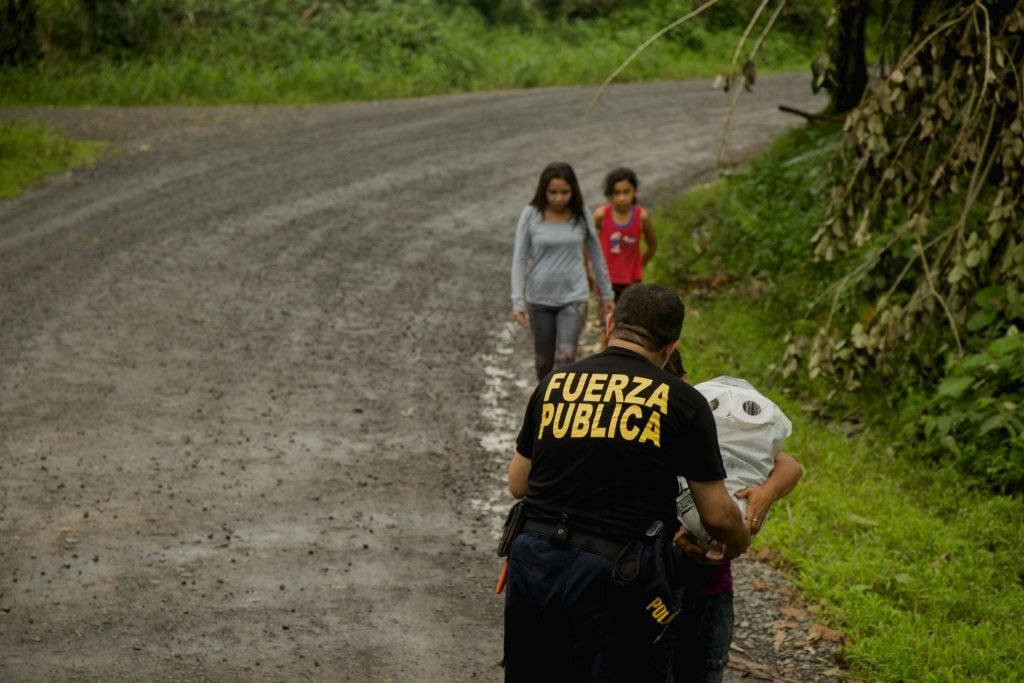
(529, 161), (586, 222)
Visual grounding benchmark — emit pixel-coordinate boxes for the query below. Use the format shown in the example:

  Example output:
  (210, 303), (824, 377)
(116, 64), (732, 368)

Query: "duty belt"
(520, 519), (625, 563)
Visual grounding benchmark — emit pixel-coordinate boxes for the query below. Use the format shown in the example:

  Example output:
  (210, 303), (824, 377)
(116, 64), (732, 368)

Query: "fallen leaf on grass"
(809, 623), (846, 642)
(773, 628), (787, 651)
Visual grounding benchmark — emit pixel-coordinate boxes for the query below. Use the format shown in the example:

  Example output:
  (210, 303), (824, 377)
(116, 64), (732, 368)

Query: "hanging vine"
(785, 0), (1024, 386)
(785, 0), (1024, 489)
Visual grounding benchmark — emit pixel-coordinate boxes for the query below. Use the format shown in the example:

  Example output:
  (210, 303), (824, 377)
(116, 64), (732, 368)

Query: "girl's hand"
(512, 310), (528, 327)
(600, 299), (615, 320)
(735, 485), (774, 535)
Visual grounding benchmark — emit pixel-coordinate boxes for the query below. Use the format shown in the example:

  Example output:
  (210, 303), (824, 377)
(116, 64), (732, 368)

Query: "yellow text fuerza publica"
(538, 372), (669, 446)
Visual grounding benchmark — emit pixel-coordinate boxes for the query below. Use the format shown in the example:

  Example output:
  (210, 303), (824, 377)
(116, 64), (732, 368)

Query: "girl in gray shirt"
(511, 162), (614, 380)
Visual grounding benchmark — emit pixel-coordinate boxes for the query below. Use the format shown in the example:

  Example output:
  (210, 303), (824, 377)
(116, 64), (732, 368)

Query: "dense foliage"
(785, 0), (1024, 492)
(7, 0), (830, 62)
(650, 130), (1024, 681)
(0, 0), (824, 104)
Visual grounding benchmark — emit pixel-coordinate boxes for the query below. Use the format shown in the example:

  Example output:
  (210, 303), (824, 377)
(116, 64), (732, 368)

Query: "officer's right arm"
(508, 451), (531, 499)
(687, 478), (751, 560)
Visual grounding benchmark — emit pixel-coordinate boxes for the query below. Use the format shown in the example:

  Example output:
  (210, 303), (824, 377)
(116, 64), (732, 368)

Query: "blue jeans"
(669, 591), (734, 683)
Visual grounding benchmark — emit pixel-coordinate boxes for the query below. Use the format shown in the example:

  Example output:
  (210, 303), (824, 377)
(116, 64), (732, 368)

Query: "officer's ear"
(605, 311), (616, 336)
(659, 340), (679, 369)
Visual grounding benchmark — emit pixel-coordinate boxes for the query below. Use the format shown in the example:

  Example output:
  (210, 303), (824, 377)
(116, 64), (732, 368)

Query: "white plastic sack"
(677, 376), (792, 548)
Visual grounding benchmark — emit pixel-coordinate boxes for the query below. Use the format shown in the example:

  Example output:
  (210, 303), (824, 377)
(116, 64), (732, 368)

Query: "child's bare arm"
(640, 207), (657, 265)
(763, 451), (803, 501)
(735, 451), (804, 533)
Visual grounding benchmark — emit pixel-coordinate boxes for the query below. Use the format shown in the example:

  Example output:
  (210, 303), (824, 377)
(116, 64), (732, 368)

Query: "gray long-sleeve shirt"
(511, 205), (614, 311)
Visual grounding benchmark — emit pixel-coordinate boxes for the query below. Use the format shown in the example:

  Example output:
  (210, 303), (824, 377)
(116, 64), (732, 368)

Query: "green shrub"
(651, 162), (1024, 682)
(919, 313), (1024, 492)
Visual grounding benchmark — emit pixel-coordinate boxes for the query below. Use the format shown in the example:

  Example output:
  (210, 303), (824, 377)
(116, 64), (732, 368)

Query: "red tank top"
(599, 204), (644, 285)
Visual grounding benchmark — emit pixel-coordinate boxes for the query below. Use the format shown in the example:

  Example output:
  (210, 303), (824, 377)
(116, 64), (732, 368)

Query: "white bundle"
(677, 376), (792, 548)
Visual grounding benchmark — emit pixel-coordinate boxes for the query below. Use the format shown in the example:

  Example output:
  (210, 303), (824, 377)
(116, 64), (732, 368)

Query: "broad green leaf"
(967, 309), (997, 331)
(989, 334), (1024, 355)
(974, 285), (1005, 309)
(980, 414), (1006, 435)
(938, 375), (974, 398)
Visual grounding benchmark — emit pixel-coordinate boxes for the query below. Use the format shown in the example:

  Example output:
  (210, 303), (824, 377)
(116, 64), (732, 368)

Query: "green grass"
(652, 146), (1024, 682)
(0, 120), (107, 199)
(0, 2), (821, 195)
(0, 7), (819, 105)
(0, 34), (813, 105)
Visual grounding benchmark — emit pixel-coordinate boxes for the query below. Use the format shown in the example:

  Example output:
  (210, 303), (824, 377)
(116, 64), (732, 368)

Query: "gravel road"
(0, 74), (840, 682)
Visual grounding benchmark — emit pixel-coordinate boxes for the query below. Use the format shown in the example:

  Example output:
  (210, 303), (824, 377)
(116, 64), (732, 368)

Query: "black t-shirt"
(516, 346), (725, 544)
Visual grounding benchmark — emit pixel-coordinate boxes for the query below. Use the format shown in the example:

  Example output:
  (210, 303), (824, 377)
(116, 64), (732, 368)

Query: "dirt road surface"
(1, 75), (830, 682)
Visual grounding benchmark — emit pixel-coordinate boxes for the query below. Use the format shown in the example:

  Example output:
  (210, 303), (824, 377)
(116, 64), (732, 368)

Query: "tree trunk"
(830, 0), (868, 113)
(0, 0), (40, 66)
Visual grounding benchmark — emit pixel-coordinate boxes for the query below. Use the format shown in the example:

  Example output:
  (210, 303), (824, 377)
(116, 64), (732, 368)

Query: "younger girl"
(511, 162), (615, 381)
(591, 168), (657, 348)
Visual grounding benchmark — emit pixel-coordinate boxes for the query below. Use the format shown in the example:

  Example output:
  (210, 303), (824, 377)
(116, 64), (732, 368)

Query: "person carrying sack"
(501, 283), (750, 682)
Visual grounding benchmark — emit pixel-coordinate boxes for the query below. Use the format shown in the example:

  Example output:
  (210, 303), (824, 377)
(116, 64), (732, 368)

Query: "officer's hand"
(673, 529), (727, 565)
(512, 310), (528, 326)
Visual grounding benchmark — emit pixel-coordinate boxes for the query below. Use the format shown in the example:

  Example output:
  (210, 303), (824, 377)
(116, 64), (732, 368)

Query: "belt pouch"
(611, 540), (643, 585)
(550, 514), (570, 548)
(496, 500), (527, 558)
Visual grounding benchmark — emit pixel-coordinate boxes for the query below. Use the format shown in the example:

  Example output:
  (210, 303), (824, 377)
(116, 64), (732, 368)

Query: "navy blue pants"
(503, 532), (676, 683)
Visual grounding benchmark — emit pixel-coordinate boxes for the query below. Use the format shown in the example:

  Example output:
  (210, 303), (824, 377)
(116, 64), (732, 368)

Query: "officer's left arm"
(508, 451), (532, 499)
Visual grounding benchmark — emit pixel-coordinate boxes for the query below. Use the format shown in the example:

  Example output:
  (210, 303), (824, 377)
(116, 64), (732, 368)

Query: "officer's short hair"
(611, 283), (685, 350)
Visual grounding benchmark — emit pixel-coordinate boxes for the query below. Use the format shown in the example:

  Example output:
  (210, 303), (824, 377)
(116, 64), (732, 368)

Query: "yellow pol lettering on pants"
(646, 596), (680, 626)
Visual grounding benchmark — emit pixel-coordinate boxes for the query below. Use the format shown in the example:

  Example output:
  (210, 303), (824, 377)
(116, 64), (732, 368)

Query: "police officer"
(503, 283), (750, 682)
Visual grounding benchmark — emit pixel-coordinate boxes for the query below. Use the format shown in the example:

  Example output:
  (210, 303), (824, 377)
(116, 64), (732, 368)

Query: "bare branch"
(777, 104), (820, 121)
(715, 0), (785, 166)
(917, 236), (964, 355)
(585, 0), (722, 123)
(728, 0), (773, 83)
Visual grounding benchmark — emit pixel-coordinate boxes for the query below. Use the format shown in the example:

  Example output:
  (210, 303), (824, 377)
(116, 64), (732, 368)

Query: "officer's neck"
(606, 339), (669, 369)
